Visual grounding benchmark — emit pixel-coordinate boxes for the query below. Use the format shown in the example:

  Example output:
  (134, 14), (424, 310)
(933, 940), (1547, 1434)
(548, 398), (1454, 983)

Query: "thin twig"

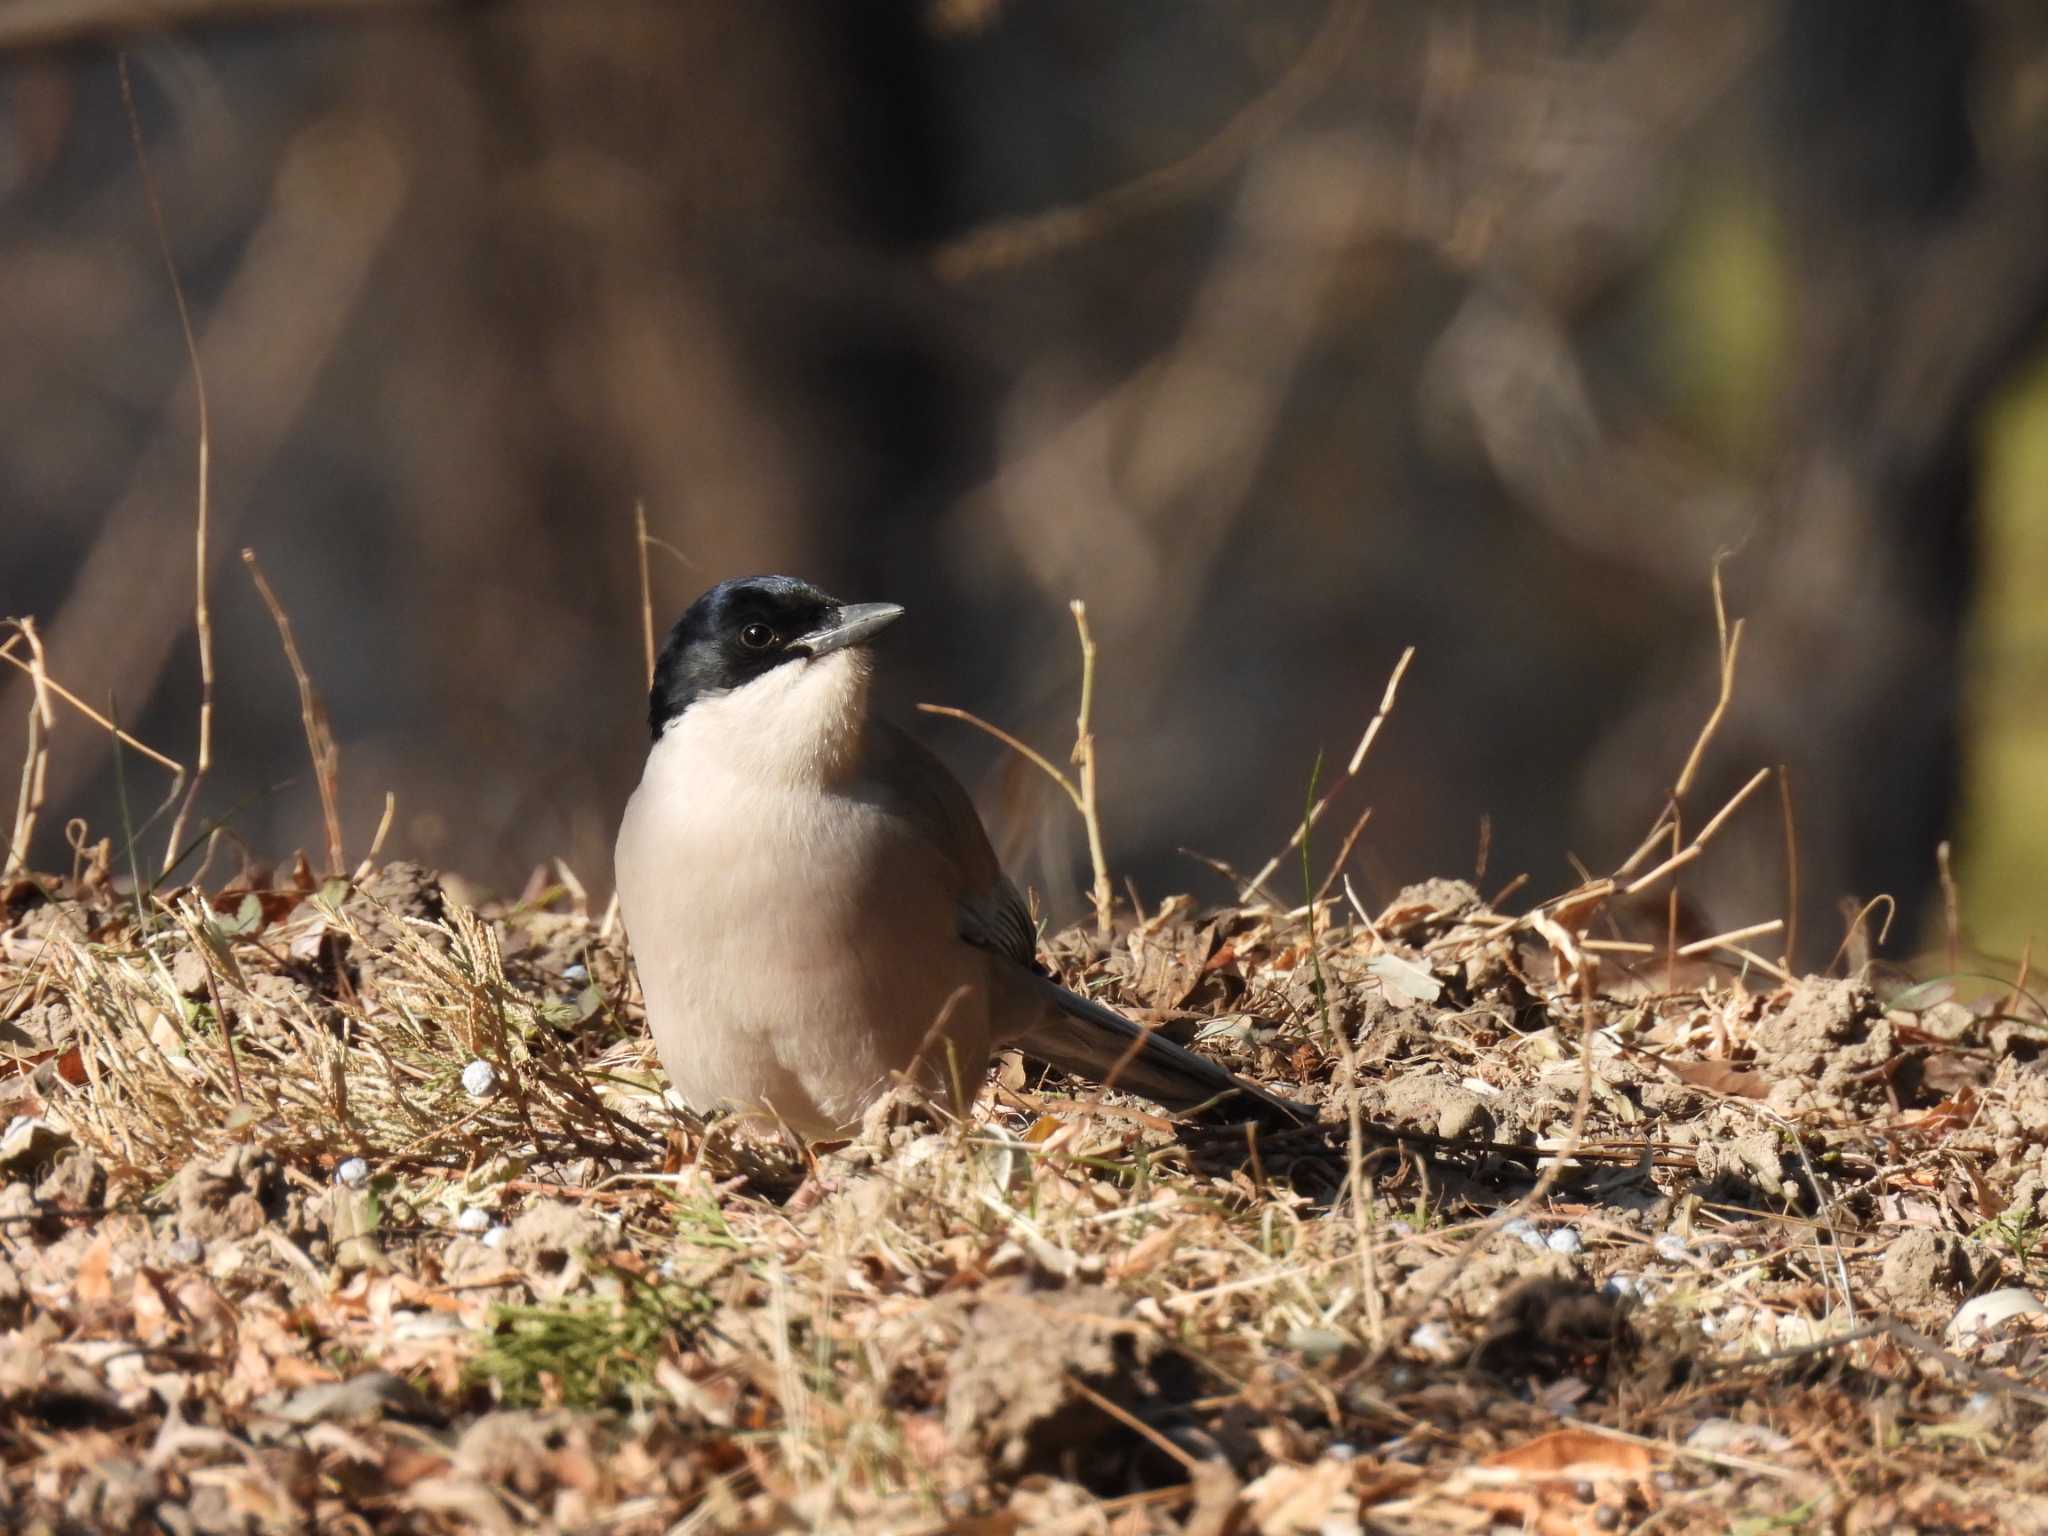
(1311, 805), (1373, 905)
(353, 791), (397, 881)
(1063, 1375), (1200, 1473)
(0, 634), (186, 776)
(916, 707), (1083, 814)
(1827, 894), (1897, 977)
(1664, 815), (1682, 993)
(4, 620), (54, 877)
(919, 600), (1116, 940)
(1612, 805), (1678, 880)
(1778, 763), (1799, 972)
(1663, 561), (1742, 983)
(2003, 937), (2036, 1025)
(1715, 943), (1795, 985)
(1624, 767), (1773, 896)
(1675, 919), (1783, 957)
(120, 55), (216, 878)
(1247, 645), (1414, 896)
(242, 550), (344, 874)
(1068, 600), (1113, 942)
(1675, 562), (1742, 799)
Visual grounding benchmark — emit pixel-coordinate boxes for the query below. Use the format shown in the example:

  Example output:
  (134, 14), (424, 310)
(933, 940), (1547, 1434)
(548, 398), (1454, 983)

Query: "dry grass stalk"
(2003, 934), (2036, 1023)
(635, 499), (656, 690)
(920, 599), (1116, 941)
(50, 883), (654, 1180)
(1828, 893), (1898, 975)
(1777, 762), (1799, 970)
(1246, 645), (1415, 899)
(1662, 563), (1746, 986)
(0, 629), (185, 776)
(354, 790), (398, 881)
(242, 548), (345, 875)
(1621, 767), (1773, 897)
(170, 893), (245, 1103)
(1674, 918), (1782, 958)
(1937, 838), (1961, 975)
(121, 54), (218, 879)
(1066, 600), (1113, 941)
(4, 620), (54, 878)
(1311, 804), (1374, 906)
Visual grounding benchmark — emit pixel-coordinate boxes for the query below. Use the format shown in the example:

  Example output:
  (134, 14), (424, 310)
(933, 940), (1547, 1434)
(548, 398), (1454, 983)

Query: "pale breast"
(616, 723), (996, 1137)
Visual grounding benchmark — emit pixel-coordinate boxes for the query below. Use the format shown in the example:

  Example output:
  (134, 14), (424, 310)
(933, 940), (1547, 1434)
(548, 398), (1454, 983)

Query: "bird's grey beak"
(791, 602), (904, 658)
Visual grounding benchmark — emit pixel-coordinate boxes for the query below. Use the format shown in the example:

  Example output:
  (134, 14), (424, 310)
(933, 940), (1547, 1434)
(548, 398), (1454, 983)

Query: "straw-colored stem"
(121, 55), (216, 878)
(1068, 601), (1113, 943)
(243, 549), (345, 875)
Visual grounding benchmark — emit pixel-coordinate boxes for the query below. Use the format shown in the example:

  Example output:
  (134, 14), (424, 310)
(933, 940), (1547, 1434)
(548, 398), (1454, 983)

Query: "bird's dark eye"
(738, 622), (776, 651)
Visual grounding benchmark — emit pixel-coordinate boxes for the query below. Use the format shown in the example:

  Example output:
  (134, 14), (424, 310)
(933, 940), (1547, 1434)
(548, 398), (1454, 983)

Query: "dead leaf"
(1367, 951), (1443, 1004)
(1483, 1429), (1650, 1477)
(130, 1269), (171, 1344)
(1241, 1458), (1356, 1534)
(1463, 1429), (1654, 1535)
(1182, 1459), (1243, 1536)
(899, 1412), (948, 1469)
(172, 1274), (240, 1354)
(76, 1229), (114, 1307)
(1659, 1057), (1770, 1098)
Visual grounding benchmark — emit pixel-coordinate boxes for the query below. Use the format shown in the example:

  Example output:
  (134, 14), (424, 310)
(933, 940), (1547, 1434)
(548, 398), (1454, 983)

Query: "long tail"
(1011, 972), (1311, 1126)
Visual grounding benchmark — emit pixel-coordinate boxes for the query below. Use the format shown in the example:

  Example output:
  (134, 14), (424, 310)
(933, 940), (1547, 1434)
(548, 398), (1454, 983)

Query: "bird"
(614, 574), (1307, 1141)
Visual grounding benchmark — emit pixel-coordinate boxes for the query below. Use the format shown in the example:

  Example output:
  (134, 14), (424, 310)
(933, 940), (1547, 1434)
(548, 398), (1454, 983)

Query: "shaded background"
(4, 0), (2047, 968)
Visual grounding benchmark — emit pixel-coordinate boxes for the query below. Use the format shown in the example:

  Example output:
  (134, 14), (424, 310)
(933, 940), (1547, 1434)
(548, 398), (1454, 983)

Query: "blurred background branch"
(4, 0), (2046, 967)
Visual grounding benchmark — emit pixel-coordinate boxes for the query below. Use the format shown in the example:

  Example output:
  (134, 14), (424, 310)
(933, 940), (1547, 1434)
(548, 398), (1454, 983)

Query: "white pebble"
(166, 1237), (204, 1266)
(1408, 1321), (1455, 1356)
(1601, 1273), (1637, 1299)
(461, 1059), (498, 1099)
(336, 1157), (370, 1188)
(563, 963), (589, 983)
(1545, 1227), (1583, 1255)
(483, 1224), (509, 1249)
(456, 1206), (492, 1233)
(1654, 1232), (1690, 1262)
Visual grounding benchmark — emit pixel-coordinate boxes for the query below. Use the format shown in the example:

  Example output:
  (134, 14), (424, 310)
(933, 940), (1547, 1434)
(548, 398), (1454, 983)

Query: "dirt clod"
(1877, 1228), (1975, 1308)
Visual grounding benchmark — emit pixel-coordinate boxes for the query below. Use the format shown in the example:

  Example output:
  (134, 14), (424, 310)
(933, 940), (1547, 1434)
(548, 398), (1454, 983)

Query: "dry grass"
(4, 833), (2048, 1533)
(3, 531), (2044, 1531)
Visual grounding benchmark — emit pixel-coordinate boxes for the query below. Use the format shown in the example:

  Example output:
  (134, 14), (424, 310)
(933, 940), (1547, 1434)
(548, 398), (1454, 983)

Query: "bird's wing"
(1009, 971), (1312, 1126)
(866, 720), (1309, 1127)
(861, 721), (1038, 967)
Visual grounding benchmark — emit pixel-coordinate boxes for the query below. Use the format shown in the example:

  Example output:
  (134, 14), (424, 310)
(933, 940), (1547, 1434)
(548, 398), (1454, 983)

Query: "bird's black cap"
(648, 575), (903, 736)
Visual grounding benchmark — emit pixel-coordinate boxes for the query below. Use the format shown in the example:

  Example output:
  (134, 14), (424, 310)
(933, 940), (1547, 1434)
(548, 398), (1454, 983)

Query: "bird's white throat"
(655, 647), (875, 787)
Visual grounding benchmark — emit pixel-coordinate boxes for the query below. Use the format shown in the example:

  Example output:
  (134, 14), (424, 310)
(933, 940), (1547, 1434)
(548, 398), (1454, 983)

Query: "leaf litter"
(2, 850), (2048, 1534)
